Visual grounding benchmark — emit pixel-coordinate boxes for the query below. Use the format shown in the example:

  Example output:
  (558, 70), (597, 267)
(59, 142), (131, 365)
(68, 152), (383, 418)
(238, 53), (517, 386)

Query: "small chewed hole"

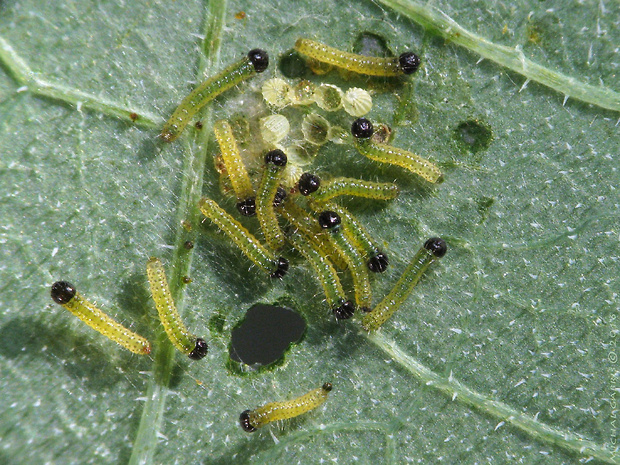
(454, 120), (493, 154)
(279, 50), (309, 78)
(353, 31), (392, 58)
(208, 314), (226, 335)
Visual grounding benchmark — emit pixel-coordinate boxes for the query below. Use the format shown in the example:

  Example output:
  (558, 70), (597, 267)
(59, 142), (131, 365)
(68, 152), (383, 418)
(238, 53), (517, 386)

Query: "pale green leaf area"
(0, 0), (618, 463)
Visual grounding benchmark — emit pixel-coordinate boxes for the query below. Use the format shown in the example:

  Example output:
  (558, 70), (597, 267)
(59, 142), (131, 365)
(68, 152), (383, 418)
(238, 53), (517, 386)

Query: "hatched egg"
(278, 148), (312, 189)
(301, 113), (331, 145)
(306, 57), (333, 75)
(289, 80), (316, 105)
(343, 87), (372, 117)
(371, 123), (393, 144)
(262, 78), (292, 108)
(328, 125), (351, 145)
(282, 163), (305, 190)
(260, 115), (290, 144)
(314, 84), (344, 111)
(287, 141), (321, 162)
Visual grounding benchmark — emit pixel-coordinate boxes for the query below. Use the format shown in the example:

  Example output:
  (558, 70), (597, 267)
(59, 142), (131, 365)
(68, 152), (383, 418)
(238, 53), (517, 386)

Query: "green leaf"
(0, 0), (617, 464)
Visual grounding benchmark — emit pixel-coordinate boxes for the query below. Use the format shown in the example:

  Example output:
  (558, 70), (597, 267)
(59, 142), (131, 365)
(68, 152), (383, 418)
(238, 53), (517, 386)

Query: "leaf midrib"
(127, 1), (228, 463)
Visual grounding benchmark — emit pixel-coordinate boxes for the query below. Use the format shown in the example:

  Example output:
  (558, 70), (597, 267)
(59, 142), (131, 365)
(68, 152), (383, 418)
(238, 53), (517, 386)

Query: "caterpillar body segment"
(256, 150), (288, 250)
(50, 281), (151, 355)
(161, 49), (269, 142)
(287, 233), (354, 320)
(295, 38), (420, 77)
(239, 383), (333, 432)
(146, 258), (208, 360)
(351, 118), (442, 183)
(213, 120), (256, 216)
(362, 238), (447, 331)
(280, 200), (348, 270)
(316, 210), (372, 312)
(325, 203), (388, 273)
(310, 177), (399, 203)
(198, 198), (289, 279)
(355, 139), (443, 183)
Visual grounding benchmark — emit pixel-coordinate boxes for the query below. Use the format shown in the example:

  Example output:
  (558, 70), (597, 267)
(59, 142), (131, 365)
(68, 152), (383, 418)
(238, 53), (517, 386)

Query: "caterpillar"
(362, 238), (447, 331)
(287, 233), (355, 320)
(295, 38), (420, 76)
(323, 202), (389, 273)
(146, 258), (208, 360)
(317, 210), (372, 312)
(256, 149), (287, 250)
(50, 281), (151, 355)
(198, 198), (289, 278)
(213, 119), (256, 217)
(280, 199), (348, 270)
(351, 118), (442, 183)
(307, 176), (399, 203)
(161, 49), (269, 142)
(239, 383), (333, 432)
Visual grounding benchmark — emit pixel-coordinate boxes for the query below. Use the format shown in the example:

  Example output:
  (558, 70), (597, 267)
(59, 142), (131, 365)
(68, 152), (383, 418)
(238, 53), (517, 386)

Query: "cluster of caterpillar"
(189, 40), (446, 326)
(50, 38), (448, 431)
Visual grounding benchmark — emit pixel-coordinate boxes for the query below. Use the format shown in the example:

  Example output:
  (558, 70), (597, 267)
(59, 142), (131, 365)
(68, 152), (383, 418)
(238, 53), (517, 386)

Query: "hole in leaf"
(454, 120), (493, 154)
(352, 32), (392, 57)
(279, 50), (309, 78)
(208, 314), (226, 335)
(229, 304), (306, 366)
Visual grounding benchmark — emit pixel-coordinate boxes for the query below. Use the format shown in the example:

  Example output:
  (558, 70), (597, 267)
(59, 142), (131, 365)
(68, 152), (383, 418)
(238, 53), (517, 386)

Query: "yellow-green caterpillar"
(146, 258), (208, 360)
(161, 49), (269, 142)
(50, 281), (151, 355)
(198, 198), (289, 278)
(303, 175), (399, 203)
(213, 119), (256, 216)
(288, 233), (354, 320)
(239, 383), (333, 432)
(295, 38), (420, 76)
(324, 202), (389, 273)
(362, 238), (447, 331)
(316, 210), (372, 312)
(280, 199), (348, 270)
(351, 118), (442, 183)
(256, 149), (287, 250)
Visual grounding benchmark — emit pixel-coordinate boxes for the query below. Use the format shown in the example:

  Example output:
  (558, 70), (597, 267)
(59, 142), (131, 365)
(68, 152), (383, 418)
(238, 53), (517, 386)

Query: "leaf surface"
(0, 0), (618, 463)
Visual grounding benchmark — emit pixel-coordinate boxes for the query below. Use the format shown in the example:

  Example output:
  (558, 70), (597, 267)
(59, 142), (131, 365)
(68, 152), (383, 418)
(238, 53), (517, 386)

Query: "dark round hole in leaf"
(229, 304), (306, 366)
